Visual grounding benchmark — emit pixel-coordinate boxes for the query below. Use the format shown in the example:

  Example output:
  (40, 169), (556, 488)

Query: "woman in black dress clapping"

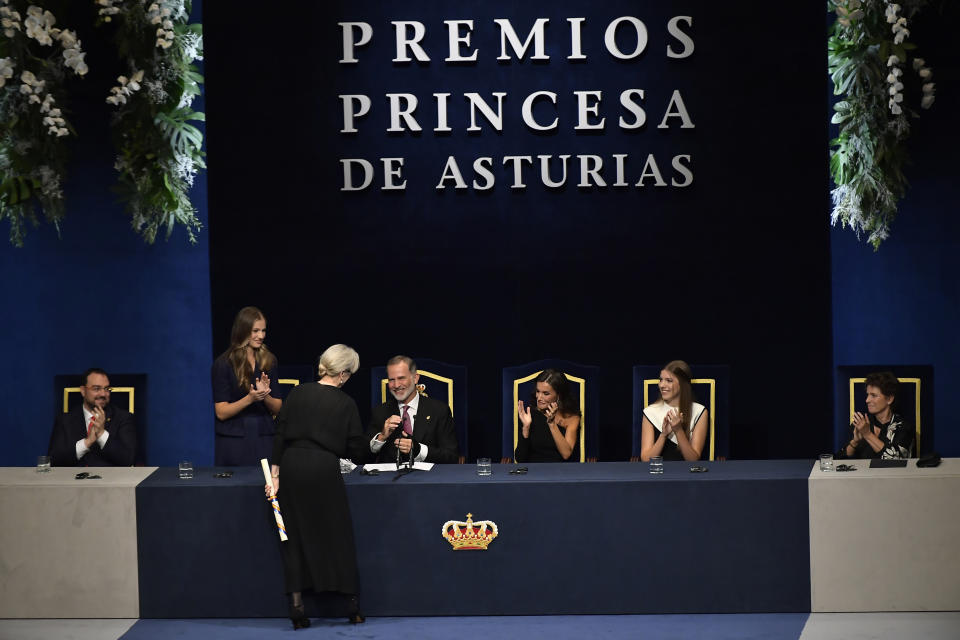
(514, 369), (581, 462)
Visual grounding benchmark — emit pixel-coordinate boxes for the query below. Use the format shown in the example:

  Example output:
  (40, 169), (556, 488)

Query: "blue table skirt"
(137, 461), (812, 617)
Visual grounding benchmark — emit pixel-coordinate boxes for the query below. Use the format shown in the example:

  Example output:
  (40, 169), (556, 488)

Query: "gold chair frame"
(511, 371), (587, 463)
(848, 377), (922, 452)
(642, 378), (716, 461)
(63, 387), (135, 413)
(380, 370), (455, 416)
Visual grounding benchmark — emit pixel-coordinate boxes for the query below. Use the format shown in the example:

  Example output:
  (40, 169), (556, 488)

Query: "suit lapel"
(413, 395), (433, 441)
(70, 405), (88, 440)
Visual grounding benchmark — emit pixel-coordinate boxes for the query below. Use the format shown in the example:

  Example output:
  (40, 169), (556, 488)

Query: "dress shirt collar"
(398, 391), (420, 416)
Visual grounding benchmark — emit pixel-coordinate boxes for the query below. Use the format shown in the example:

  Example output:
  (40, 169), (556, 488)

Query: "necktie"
(88, 415), (95, 435)
(401, 404), (412, 435)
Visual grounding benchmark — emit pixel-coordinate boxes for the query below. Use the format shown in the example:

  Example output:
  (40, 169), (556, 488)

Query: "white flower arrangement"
(1, 0), (22, 38)
(99, 0), (205, 243)
(0, 0), (89, 246)
(0, 56), (15, 86)
(106, 69), (143, 105)
(96, 0), (121, 21)
(0, 0), (205, 246)
(828, 0), (939, 249)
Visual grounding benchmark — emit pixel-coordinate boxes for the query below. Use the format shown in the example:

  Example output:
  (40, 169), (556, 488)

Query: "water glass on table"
(819, 454), (834, 471)
(476, 457), (492, 476)
(649, 456), (664, 474)
(178, 460), (194, 479)
(36, 455), (51, 473)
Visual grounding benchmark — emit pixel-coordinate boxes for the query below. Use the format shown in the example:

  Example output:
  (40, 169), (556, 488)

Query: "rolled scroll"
(260, 458), (288, 541)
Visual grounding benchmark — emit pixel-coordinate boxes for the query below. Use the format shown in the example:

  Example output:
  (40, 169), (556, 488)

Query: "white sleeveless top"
(643, 401), (705, 446)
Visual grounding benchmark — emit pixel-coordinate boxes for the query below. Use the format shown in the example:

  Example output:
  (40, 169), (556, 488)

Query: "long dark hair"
(661, 360), (694, 429)
(531, 368), (581, 418)
(220, 306), (276, 390)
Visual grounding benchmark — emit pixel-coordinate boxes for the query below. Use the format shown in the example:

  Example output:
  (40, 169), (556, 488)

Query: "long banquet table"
(2, 459), (957, 618)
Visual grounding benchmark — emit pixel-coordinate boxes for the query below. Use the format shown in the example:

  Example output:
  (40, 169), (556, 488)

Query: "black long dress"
(271, 383), (368, 595)
(514, 410), (579, 462)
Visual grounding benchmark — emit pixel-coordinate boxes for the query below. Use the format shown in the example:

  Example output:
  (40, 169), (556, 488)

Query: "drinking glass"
(649, 456), (664, 475)
(476, 457), (492, 476)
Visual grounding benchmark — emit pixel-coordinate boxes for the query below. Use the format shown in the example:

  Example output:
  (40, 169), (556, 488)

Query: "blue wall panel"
(0, 1), (213, 466)
(830, 5), (960, 456)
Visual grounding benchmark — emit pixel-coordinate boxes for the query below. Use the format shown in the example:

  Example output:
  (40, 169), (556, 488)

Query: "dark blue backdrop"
(1, 1), (957, 466)
(207, 1), (833, 461)
(0, 1), (211, 466)
(829, 3), (960, 457)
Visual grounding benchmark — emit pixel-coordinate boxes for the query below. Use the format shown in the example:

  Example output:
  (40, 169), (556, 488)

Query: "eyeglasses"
(74, 472), (102, 480)
(86, 386), (112, 393)
(508, 467), (529, 475)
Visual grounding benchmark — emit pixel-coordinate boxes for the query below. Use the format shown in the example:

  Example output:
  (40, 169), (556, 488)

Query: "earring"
(338, 373), (344, 387)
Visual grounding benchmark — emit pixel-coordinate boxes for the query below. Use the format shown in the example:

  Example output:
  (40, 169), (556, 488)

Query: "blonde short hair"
(317, 344), (360, 378)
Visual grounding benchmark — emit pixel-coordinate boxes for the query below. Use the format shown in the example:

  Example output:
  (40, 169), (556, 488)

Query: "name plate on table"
(869, 459), (908, 468)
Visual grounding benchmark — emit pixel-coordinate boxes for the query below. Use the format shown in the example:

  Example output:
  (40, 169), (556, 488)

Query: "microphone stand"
(383, 426), (414, 478)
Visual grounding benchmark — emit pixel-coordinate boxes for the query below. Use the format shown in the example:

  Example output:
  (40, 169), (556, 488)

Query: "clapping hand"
(84, 406), (106, 446)
(852, 412), (870, 438)
(544, 401), (559, 424)
(91, 406), (106, 436)
(517, 400), (533, 436)
(249, 372), (271, 402)
(663, 408), (684, 436)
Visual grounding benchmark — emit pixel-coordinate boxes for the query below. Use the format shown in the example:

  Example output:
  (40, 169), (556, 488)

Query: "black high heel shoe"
(289, 592), (310, 630)
(347, 595), (365, 624)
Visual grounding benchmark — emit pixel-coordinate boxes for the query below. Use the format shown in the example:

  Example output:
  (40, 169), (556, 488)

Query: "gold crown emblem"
(441, 513), (498, 550)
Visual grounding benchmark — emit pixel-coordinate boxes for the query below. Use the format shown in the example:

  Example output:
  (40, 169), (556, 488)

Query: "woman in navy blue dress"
(212, 307), (282, 465)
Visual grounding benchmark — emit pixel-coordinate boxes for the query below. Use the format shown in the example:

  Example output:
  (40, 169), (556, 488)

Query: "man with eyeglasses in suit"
(48, 368), (137, 466)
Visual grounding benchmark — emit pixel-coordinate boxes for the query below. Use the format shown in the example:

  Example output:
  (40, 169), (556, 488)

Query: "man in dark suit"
(48, 368), (137, 466)
(368, 356), (459, 464)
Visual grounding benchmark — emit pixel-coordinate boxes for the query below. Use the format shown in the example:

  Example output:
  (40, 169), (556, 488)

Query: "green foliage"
(0, 0), (205, 247)
(827, 0), (934, 249)
(0, 0), (79, 246)
(104, 1), (205, 244)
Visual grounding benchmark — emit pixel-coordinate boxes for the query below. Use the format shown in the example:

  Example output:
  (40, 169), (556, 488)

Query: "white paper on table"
(363, 462), (434, 472)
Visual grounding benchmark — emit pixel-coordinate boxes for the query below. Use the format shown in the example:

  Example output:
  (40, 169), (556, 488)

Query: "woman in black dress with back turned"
(265, 344), (367, 630)
(515, 369), (581, 462)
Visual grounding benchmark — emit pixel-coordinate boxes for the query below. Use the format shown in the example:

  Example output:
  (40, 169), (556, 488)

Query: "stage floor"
(2, 613), (959, 640)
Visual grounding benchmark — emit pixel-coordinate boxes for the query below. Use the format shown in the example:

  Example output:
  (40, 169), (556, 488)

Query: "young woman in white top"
(640, 360), (708, 462)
